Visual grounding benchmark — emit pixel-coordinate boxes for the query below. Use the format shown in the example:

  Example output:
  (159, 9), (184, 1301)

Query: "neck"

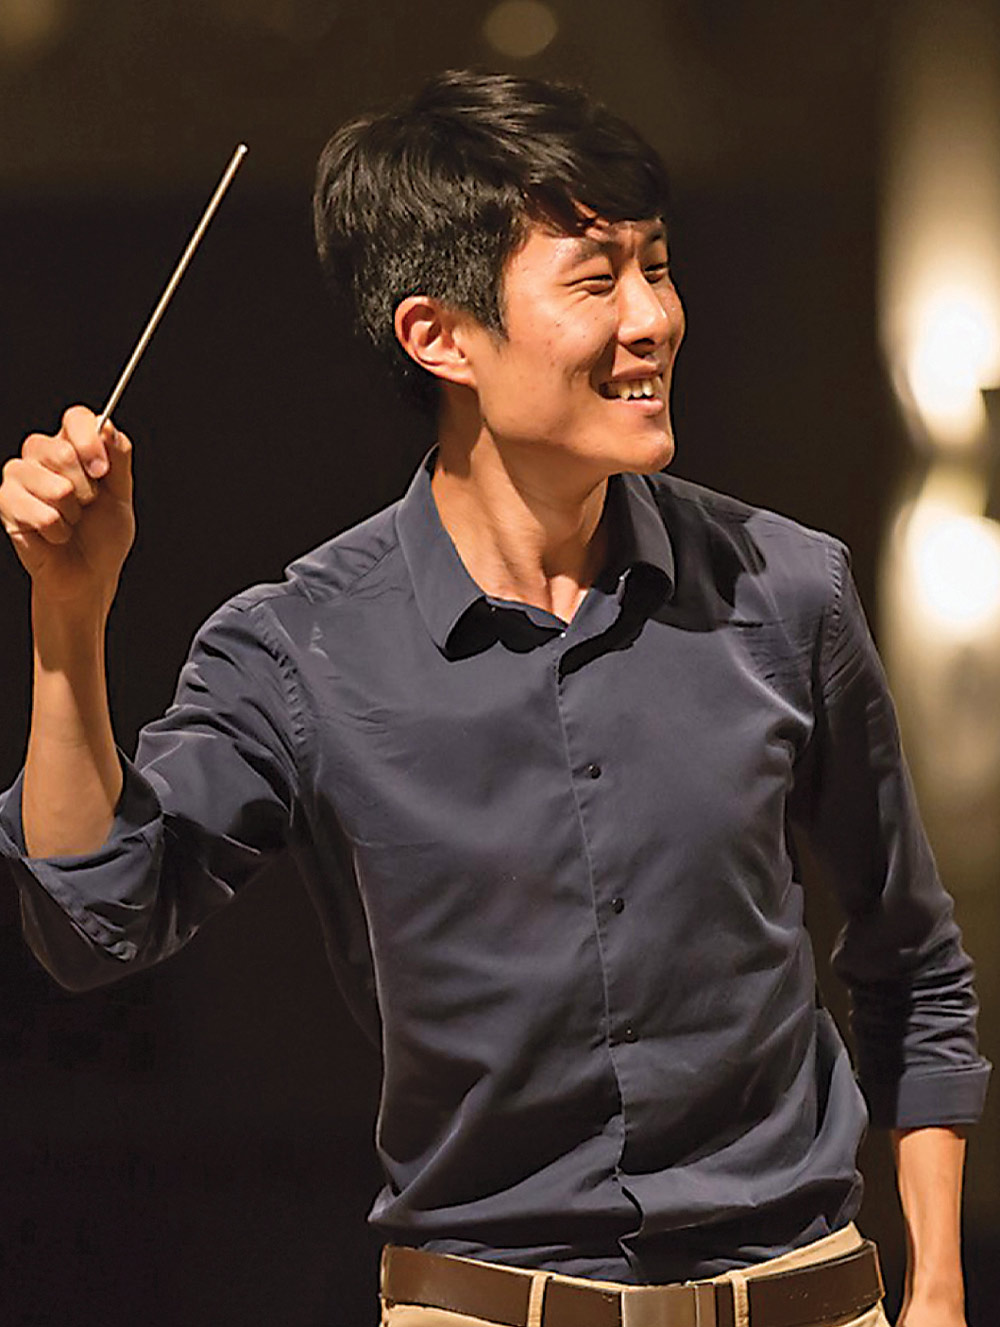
(431, 421), (609, 625)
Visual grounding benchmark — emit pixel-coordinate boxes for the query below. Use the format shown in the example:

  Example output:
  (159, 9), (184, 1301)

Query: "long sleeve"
(791, 543), (990, 1128)
(0, 593), (303, 991)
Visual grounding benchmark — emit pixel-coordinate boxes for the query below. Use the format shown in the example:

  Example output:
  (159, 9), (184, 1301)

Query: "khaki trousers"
(380, 1223), (890, 1327)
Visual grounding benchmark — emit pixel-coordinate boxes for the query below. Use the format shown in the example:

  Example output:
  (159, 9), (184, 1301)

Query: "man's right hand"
(0, 405), (134, 613)
(1, 406), (135, 858)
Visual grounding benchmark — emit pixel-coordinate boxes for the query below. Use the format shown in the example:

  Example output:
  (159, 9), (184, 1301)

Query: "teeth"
(604, 376), (659, 400)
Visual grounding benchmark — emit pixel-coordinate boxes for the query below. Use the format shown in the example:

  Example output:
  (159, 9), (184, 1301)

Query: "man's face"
(456, 214), (685, 483)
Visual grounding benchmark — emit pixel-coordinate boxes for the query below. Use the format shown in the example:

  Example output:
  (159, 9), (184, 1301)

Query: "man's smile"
(598, 373), (665, 410)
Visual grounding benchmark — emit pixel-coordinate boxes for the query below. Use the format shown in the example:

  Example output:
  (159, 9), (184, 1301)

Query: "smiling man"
(0, 71), (989, 1327)
(407, 211), (683, 627)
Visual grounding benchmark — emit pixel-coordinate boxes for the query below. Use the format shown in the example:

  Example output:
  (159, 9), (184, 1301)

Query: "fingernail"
(87, 457), (108, 478)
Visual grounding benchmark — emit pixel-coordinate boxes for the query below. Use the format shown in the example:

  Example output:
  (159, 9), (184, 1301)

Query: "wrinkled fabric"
(0, 457), (989, 1283)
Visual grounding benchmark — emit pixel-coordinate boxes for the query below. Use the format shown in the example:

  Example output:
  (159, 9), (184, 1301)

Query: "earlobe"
(394, 296), (476, 389)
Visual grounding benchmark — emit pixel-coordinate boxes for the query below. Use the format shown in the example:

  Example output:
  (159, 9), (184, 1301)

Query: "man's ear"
(394, 296), (477, 389)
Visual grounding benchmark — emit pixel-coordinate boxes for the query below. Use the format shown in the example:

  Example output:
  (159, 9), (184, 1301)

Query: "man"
(0, 70), (989, 1327)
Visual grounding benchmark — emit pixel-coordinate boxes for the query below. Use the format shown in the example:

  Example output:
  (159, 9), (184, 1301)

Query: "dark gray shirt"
(0, 458), (989, 1282)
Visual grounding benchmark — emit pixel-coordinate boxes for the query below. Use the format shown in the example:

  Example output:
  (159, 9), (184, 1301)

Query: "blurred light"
(484, 1), (558, 59)
(906, 502), (1000, 636)
(880, 1), (1000, 451)
(907, 288), (1000, 445)
(0, 0), (65, 60)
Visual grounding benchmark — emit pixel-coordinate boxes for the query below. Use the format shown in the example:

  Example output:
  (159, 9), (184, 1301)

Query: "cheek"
(548, 316), (617, 383)
(509, 301), (614, 376)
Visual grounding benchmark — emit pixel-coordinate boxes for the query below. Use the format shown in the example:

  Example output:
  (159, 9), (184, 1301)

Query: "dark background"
(0, 3), (993, 1324)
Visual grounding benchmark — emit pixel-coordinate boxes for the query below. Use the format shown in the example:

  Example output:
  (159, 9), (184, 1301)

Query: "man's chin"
(618, 431), (675, 476)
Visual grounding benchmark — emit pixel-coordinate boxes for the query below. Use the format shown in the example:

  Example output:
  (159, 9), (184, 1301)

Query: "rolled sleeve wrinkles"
(802, 543), (988, 1127)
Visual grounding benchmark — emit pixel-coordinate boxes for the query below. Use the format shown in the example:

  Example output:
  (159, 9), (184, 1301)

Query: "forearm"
(24, 591), (122, 857)
(2, 407), (135, 858)
(892, 1125), (967, 1320)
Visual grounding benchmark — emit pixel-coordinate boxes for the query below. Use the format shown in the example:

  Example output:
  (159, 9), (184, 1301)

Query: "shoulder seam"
(818, 540), (851, 705)
(228, 533), (403, 613)
(214, 596), (312, 798)
(647, 474), (847, 554)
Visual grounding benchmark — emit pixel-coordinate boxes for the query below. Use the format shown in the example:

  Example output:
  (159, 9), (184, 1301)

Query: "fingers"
(20, 406), (131, 502)
(59, 405), (134, 502)
(60, 404), (111, 480)
(1, 405), (133, 549)
(23, 431), (99, 511)
(0, 467), (76, 545)
(100, 420), (133, 502)
(36, 405), (132, 500)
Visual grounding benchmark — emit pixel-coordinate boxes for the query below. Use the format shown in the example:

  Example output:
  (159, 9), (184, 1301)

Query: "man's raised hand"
(0, 406), (135, 611)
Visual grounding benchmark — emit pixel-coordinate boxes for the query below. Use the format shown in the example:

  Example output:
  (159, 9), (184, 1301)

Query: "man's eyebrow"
(566, 235), (614, 261)
(561, 225), (669, 264)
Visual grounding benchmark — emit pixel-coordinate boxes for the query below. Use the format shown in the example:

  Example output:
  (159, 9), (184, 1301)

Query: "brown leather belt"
(382, 1240), (884, 1327)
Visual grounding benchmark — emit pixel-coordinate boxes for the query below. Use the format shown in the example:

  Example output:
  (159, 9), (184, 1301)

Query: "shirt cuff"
(0, 756), (163, 962)
(862, 1061), (992, 1129)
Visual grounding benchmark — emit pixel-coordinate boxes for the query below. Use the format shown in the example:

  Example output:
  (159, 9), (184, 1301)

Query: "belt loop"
(693, 1283), (717, 1327)
(527, 1270), (551, 1327)
(728, 1270), (749, 1327)
(379, 1247), (391, 1301)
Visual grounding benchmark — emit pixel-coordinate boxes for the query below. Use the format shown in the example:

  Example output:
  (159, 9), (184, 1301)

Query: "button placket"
(553, 648), (641, 1128)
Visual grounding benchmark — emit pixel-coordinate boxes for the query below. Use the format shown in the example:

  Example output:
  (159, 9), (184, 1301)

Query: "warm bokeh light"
(882, 475), (1000, 834)
(483, 1), (558, 59)
(0, 0), (65, 60)
(906, 286), (1000, 446)
(906, 501), (1000, 635)
(881, 2), (1000, 450)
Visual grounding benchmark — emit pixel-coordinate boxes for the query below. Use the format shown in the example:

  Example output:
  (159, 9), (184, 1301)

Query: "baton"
(96, 143), (248, 432)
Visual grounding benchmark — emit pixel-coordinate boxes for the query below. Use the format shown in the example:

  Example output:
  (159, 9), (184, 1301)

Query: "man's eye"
(578, 273), (615, 291)
(644, 262), (671, 282)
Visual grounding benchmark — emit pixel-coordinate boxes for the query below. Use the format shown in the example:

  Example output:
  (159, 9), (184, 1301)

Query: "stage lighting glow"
(484, 1), (558, 59)
(881, 1), (1000, 450)
(907, 501), (1000, 635)
(0, 0), (65, 60)
(906, 286), (1000, 446)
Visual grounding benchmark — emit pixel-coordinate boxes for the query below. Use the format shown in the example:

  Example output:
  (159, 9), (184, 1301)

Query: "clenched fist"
(0, 405), (135, 611)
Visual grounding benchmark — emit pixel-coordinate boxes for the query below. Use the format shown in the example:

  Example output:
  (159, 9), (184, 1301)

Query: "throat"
(469, 527), (606, 622)
(430, 454), (609, 621)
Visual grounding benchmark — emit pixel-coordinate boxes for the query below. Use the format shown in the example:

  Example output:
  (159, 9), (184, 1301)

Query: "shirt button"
(586, 763), (602, 779)
(622, 1025), (638, 1043)
(610, 896), (625, 914)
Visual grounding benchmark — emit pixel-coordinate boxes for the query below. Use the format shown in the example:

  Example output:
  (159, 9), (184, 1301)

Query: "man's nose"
(617, 270), (673, 348)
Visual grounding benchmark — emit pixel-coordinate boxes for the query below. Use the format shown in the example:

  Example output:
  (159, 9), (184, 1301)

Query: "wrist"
(908, 1265), (965, 1309)
(31, 588), (111, 662)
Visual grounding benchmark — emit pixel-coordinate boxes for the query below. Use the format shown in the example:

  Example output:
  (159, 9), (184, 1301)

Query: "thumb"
(100, 423), (133, 501)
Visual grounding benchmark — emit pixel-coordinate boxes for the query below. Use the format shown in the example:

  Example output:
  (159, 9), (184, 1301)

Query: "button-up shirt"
(0, 457), (989, 1282)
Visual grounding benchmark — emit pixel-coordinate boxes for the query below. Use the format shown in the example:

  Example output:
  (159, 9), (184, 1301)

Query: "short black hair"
(313, 69), (672, 413)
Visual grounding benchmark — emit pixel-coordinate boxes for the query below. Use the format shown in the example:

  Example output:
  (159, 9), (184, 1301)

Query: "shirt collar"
(396, 451), (485, 652)
(396, 451), (676, 654)
(610, 470), (676, 593)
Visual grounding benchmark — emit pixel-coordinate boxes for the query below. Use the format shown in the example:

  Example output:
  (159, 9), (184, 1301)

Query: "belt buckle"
(619, 1282), (717, 1327)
